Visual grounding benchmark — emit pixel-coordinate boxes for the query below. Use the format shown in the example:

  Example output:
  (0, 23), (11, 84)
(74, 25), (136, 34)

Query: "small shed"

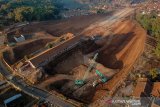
(14, 35), (25, 43)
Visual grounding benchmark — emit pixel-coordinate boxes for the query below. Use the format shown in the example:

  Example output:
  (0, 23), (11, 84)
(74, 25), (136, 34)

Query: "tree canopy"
(136, 12), (160, 38)
(136, 12), (160, 58)
(0, 0), (63, 28)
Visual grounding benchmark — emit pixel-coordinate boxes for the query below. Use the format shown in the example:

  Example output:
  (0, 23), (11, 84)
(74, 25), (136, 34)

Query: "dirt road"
(82, 8), (134, 36)
(12, 8), (134, 37)
(16, 14), (111, 36)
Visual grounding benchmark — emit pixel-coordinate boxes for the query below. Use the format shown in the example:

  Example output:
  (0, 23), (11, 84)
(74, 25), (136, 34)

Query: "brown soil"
(2, 8), (147, 105)
(3, 38), (53, 65)
(6, 31), (56, 43)
(2, 18), (146, 105)
(14, 14), (111, 36)
(89, 20), (146, 105)
(33, 19), (146, 105)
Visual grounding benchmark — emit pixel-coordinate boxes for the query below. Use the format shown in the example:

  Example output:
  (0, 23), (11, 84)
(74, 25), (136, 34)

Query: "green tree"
(154, 41), (160, 58)
(97, 9), (105, 14)
(149, 68), (159, 80)
(0, 0), (62, 26)
(136, 12), (160, 58)
(13, 6), (33, 22)
(46, 43), (53, 48)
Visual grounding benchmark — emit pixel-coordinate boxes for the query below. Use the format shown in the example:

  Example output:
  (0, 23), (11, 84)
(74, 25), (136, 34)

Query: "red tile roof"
(151, 82), (160, 97)
(132, 78), (152, 98)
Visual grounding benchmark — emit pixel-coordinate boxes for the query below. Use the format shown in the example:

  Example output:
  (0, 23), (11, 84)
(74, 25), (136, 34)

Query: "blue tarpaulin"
(4, 94), (22, 105)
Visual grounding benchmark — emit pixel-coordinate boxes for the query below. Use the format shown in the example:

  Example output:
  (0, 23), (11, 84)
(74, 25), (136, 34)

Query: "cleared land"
(35, 19), (146, 104)
(10, 14), (112, 36)
(90, 20), (146, 106)
(2, 8), (147, 106)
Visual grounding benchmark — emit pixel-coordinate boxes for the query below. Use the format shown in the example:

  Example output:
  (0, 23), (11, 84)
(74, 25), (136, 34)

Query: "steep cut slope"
(87, 20), (147, 106)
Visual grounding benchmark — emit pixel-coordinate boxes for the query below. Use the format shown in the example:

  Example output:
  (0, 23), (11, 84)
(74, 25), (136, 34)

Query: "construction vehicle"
(75, 53), (99, 85)
(93, 70), (108, 87)
(45, 33), (74, 49)
(95, 70), (107, 83)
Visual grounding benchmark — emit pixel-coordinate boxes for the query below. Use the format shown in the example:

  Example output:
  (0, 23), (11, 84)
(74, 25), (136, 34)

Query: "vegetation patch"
(0, 0), (63, 28)
(136, 12), (160, 58)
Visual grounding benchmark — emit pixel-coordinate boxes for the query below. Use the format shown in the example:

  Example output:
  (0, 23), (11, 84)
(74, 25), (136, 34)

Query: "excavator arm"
(75, 53), (98, 85)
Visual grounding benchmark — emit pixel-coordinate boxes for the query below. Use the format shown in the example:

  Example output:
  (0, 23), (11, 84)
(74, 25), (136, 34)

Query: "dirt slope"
(86, 19), (146, 105)
(16, 14), (111, 36)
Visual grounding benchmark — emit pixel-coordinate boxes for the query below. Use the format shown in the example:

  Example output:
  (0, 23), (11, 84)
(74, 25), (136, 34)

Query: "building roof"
(132, 78), (152, 98)
(28, 35), (81, 68)
(151, 82), (160, 97)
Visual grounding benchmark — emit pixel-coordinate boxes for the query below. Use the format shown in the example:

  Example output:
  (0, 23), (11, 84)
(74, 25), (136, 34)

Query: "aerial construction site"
(0, 7), (148, 107)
